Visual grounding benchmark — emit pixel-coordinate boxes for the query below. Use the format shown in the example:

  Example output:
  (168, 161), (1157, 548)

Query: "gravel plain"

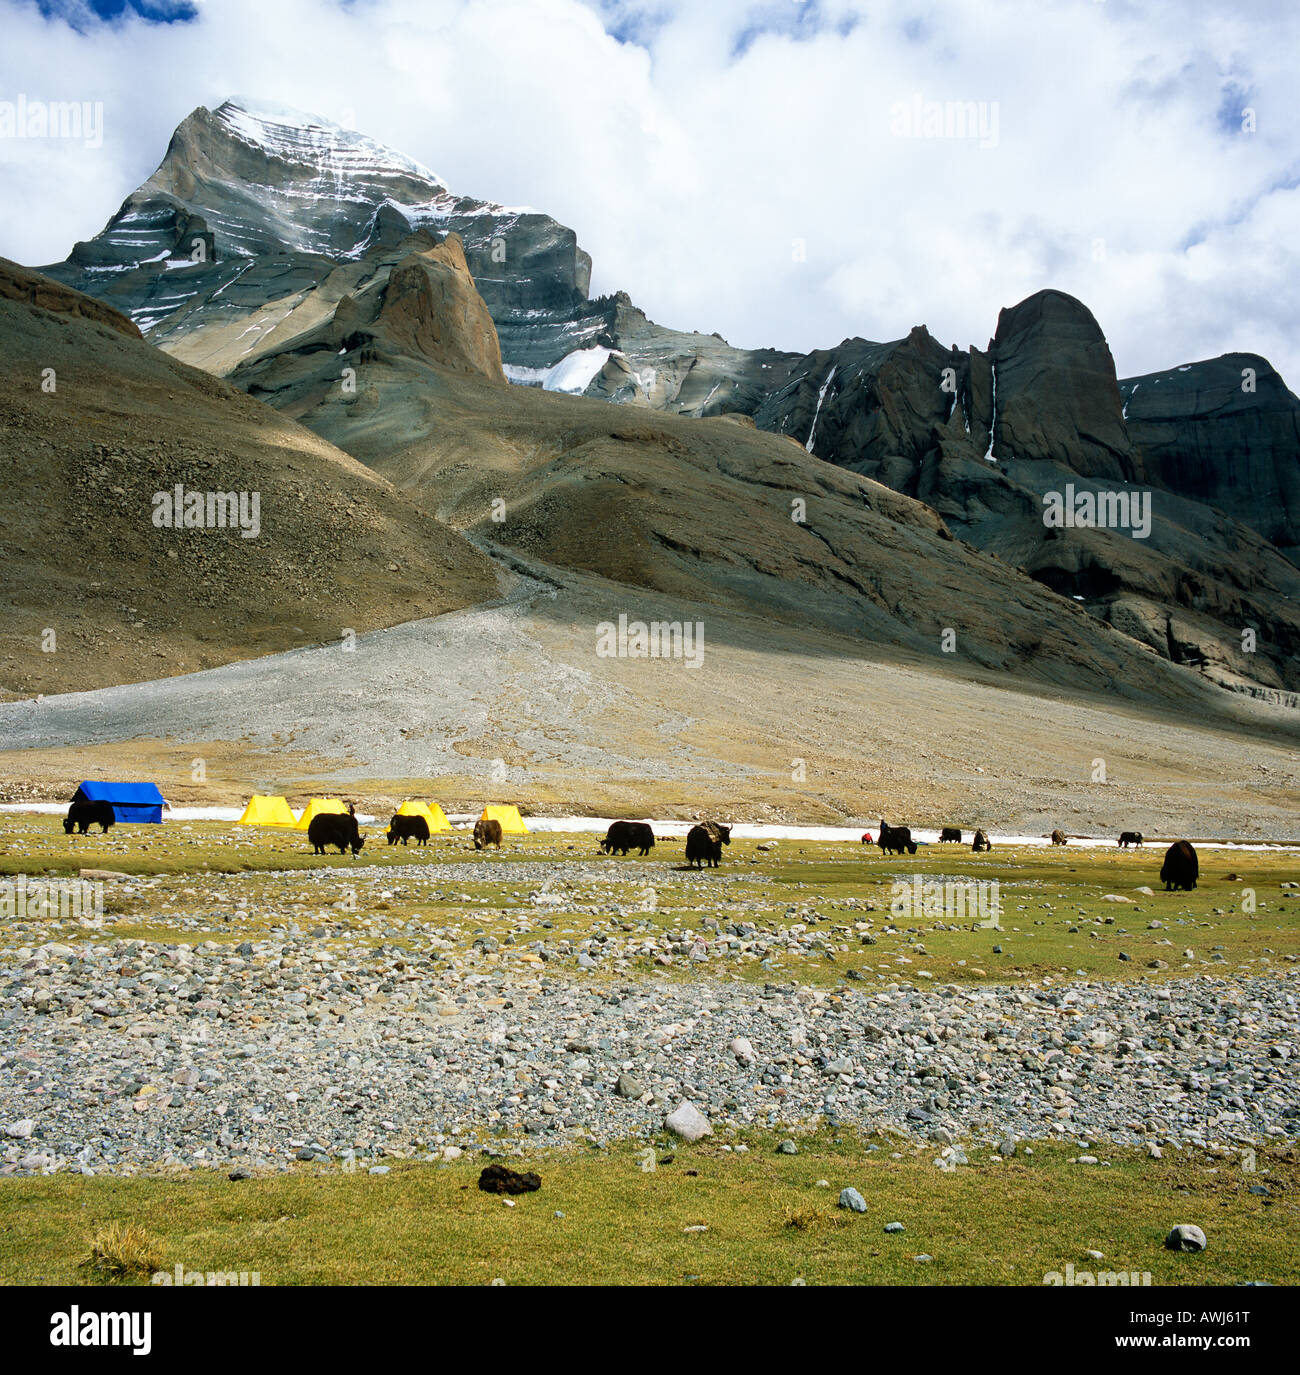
(3, 858), (1296, 1178)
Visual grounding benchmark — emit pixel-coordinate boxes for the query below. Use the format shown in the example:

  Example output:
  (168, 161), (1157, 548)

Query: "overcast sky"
(2, 0), (1298, 385)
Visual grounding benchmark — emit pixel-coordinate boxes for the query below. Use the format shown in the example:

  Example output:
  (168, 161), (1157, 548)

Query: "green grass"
(1, 1133), (1295, 1286)
(0, 818), (513, 878)
(3, 818), (1297, 988)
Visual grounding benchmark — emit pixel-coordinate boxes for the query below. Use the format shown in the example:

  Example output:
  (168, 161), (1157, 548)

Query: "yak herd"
(873, 820), (992, 855)
(60, 801), (1201, 891)
(868, 820), (1195, 891)
(308, 811), (506, 853)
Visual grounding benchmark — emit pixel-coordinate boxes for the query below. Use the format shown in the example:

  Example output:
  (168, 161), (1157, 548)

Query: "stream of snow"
(2, 804), (1295, 850)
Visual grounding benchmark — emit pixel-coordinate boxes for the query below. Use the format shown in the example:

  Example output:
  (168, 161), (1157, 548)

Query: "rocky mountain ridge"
(35, 98), (1300, 696)
(3, 251), (1245, 716)
(753, 292), (1300, 692)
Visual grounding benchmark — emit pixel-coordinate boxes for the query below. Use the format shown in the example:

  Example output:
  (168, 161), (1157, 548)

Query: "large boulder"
(664, 1102), (712, 1142)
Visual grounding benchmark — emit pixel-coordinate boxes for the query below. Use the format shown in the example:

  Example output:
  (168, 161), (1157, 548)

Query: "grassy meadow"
(2, 1131), (1295, 1287)
(2, 813), (1297, 1285)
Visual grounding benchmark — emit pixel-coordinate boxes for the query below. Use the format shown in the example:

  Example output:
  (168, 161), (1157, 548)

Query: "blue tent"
(73, 781), (166, 824)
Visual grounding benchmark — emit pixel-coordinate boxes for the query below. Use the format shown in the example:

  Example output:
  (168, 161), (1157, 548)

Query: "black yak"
(971, 829), (992, 852)
(1050, 829), (1067, 846)
(308, 812), (364, 856)
(387, 814), (430, 846)
(686, 822), (731, 868)
(1160, 840), (1198, 891)
(474, 818), (503, 850)
(939, 827), (963, 843)
(877, 820), (917, 856)
(1118, 831), (1144, 848)
(602, 821), (655, 856)
(63, 800), (115, 835)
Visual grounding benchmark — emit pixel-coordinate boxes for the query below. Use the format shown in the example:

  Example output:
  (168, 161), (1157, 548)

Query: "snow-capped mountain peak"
(47, 97), (596, 372)
(213, 97), (449, 191)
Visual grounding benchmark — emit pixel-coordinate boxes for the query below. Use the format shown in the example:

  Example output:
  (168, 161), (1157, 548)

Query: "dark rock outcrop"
(755, 293), (1138, 485)
(1121, 354), (1300, 559)
(752, 290), (1300, 694)
(988, 290), (1134, 480)
(754, 328), (951, 490)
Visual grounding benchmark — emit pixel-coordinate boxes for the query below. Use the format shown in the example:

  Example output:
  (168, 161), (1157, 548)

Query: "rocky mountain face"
(753, 292), (1300, 696)
(44, 99), (593, 371)
(1121, 355), (1300, 561)
(338, 232), (505, 384)
(6, 250), (1241, 712)
(43, 98), (800, 412)
(40, 99), (1300, 697)
(755, 292), (1135, 484)
(217, 247), (1250, 713)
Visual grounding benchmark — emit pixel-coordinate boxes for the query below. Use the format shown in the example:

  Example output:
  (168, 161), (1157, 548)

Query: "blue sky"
(2, 0), (1298, 387)
(32, 0), (196, 23)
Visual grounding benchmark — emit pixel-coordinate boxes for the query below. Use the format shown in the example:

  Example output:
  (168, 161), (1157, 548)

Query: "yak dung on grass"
(478, 1163), (541, 1195)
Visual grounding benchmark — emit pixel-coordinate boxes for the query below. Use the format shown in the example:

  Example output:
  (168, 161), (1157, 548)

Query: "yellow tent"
(397, 800), (451, 833)
(479, 804), (528, 835)
(295, 797), (349, 830)
(237, 794), (298, 828)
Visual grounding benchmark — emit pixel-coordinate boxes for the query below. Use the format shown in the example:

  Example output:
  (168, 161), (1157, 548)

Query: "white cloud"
(1, 0), (1298, 386)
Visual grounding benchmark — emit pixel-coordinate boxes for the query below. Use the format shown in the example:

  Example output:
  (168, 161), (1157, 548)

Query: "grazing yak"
(602, 821), (655, 856)
(685, 821), (731, 868)
(387, 814), (430, 847)
(940, 827), (963, 843)
(971, 829), (992, 852)
(1118, 831), (1144, 848)
(877, 820), (917, 856)
(309, 811), (364, 856)
(473, 817), (503, 850)
(1160, 840), (1199, 891)
(1050, 829), (1067, 846)
(64, 800), (115, 835)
